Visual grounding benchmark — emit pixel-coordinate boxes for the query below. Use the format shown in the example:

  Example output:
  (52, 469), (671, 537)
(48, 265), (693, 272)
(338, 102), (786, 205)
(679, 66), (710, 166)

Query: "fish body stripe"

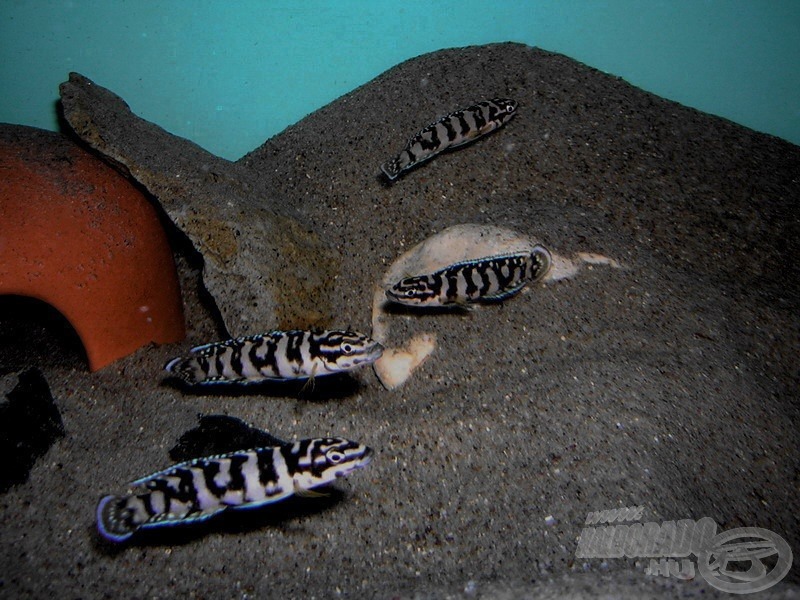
(165, 329), (383, 386)
(97, 437), (373, 542)
(381, 98), (518, 180)
(386, 246), (552, 307)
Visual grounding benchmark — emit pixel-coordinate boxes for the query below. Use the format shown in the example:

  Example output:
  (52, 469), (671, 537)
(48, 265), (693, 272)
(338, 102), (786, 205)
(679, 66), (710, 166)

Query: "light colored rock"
(372, 333), (437, 391)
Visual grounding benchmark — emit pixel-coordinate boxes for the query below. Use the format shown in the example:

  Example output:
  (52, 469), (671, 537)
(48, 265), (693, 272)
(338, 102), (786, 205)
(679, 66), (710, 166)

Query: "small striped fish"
(381, 98), (518, 180)
(96, 431), (373, 542)
(165, 329), (383, 386)
(385, 247), (552, 307)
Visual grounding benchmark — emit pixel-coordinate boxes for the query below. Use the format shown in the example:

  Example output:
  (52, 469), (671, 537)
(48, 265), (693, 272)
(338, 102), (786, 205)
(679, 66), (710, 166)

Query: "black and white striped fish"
(385, 247), (552, 307)
(165, 329), (383, 386)
(96, 420), (373, 543)
(381, 98), (518, 180)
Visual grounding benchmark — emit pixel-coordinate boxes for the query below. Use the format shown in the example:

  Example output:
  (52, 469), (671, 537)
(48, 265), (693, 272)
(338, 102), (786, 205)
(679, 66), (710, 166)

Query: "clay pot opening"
(0, 295), (87, 375)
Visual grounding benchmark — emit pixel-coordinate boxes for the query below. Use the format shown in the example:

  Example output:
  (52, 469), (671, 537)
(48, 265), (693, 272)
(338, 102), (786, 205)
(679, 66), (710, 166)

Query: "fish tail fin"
(164, 355), (202, 385)
(381, 159), (400, 180)
(530, 245), (553, 281)
(96, 495), (136, 543)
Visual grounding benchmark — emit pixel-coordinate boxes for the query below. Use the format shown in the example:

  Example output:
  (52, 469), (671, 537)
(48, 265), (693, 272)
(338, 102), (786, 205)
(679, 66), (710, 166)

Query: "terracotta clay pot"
(0, 124), (185, 371)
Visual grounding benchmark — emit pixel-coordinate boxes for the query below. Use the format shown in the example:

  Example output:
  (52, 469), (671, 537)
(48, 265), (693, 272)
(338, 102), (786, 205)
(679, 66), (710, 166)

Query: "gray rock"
(59, 72), (338, 336)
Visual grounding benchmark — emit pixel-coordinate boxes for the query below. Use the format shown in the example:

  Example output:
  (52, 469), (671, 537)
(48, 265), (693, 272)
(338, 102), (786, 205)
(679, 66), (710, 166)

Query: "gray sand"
(1, 44), (798, 598)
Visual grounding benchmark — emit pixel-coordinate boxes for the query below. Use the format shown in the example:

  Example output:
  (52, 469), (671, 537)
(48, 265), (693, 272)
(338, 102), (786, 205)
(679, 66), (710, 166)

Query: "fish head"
(316, 330), (384, 373)
(292, 437), (373, 491)
(385, 275), (440, 306)
(491, 98), (518, 123)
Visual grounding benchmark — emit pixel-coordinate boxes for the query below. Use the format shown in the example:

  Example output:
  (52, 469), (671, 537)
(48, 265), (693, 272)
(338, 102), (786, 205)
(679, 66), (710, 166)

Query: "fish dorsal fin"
(128, 415), (288, 486)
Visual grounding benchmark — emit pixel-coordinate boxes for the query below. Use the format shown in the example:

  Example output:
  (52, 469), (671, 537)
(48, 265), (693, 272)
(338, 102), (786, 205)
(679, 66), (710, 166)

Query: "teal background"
(1, 1), (798, 160)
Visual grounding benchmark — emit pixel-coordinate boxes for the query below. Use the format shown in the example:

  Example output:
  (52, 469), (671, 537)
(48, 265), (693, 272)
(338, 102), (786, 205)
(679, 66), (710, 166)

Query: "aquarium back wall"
(2, 0), (798, 160)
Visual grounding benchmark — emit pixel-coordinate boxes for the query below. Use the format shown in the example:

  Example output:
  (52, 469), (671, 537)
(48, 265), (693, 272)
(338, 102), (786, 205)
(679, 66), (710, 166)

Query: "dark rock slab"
(0, 368), (65, 492)
(168, 414), (287, 462)
(59, 73), (338, 335)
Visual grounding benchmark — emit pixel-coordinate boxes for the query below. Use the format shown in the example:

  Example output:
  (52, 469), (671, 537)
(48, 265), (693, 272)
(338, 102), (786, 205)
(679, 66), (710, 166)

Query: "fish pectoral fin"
(452, 299), (475, 312)
(451, 133), (478, 147)
(299, 365), (317, 395)
(294, 484), (330, 498)
(297, 489), (329, 498)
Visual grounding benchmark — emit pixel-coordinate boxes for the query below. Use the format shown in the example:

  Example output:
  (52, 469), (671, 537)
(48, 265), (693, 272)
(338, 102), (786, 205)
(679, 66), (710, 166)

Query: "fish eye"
(341, 343), (353, 354)
(405, 289), (416, 297)
(326, 450), (346, 464)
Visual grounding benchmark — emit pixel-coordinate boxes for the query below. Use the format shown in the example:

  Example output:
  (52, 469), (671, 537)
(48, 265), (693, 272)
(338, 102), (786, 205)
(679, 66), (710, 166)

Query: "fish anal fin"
(483, 282), (527, 302)
(140, 506), (226, 530)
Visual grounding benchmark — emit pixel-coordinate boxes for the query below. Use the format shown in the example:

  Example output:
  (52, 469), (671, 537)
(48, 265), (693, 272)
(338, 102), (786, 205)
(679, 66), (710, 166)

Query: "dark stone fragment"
(0, 368), (65, 492)
(169, 414), (286, 462)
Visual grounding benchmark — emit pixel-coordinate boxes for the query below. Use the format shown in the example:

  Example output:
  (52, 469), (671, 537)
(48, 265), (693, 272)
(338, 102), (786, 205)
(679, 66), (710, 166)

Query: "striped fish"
(165, 329), (383, 386)
(385, 247), (552, 307)
(96, 427), (373, 543)
(381, 98), (518, 180)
